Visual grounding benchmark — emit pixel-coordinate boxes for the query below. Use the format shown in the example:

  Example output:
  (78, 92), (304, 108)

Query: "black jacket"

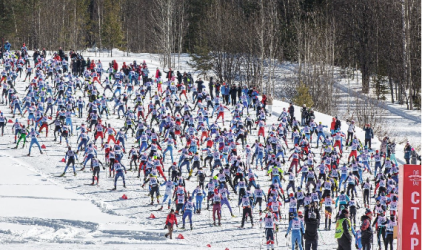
(360, 215), (373, 242)
(196, 80), (204, 92)
(335, 119), (341, 130)
(289, 105), (294, 116)
(301, 107), (308, 118)
(230, 87), (237, 97)
(208, 77), (214, 89)
(304, 209), (320, 241)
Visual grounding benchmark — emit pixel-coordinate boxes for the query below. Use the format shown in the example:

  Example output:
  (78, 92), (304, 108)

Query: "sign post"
(398, 164), (422, 250)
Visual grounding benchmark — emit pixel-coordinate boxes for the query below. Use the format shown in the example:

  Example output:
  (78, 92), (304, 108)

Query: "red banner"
(398, 164), (422, 250)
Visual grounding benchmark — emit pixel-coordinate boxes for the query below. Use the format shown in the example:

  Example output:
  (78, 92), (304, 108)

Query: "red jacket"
(330, 118), (336, 131)
(261, 95), (267, 104)
(165, 213), (178, 226)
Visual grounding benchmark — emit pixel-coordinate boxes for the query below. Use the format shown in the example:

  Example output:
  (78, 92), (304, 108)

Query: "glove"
(285, 234), (288, 238)
(164, 225), (167, 229)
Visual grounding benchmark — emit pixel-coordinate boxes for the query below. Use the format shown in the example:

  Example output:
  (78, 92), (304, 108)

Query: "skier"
(262, 212), (277, 250)
(239, 194), (254, 228)
(285, 212), (305, 250)
(60, 146), (78, 176)
(111, 160), (126, 190)
(164, 209), (178, 239)
(181, 196), (195, 230)
(27, 128), (43, 156)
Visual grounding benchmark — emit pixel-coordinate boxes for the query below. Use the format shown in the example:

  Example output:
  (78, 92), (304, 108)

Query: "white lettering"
(410, 223), (420, 236)
(411, 192), (420, 204)
(411, 207), (420, 220)
(411, 238), (419, 250)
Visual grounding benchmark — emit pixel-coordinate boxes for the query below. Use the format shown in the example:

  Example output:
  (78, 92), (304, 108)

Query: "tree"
(292, 82), (314, 108)
(101, 0), (123, 57)
(188, 45), (213, 78)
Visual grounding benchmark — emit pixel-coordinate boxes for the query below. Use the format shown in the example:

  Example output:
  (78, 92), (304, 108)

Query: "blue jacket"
(4, 42), (11, 51)
(222, 85), (229, 95)
(363, 127), (373, 139)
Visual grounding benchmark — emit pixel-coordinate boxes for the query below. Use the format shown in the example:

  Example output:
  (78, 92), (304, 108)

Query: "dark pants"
(241, 207), (253, 227)
(384, 234), (393, 250)
(365, 138), (372, 149)
(337, 238), (352, 250)
(361, 239), (371, 250)
(305, 239), (318, 250)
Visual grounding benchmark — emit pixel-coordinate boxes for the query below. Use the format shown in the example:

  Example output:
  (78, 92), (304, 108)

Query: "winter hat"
(341, 209), (349, 215)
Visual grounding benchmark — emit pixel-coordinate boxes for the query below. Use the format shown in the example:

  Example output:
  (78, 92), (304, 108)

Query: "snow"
(0, 49), (408, 249)
(268, 61), (421, 151)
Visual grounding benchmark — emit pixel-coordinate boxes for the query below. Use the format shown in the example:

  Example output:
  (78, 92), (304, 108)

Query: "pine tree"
(101, 0), (123, 57)
(187, 45), (214, 78)
(373, 74), (389, 101)
(292, 82), (314, 108)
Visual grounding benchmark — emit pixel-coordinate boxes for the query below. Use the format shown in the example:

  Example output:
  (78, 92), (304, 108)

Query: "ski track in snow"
(0, 50), (404, 249)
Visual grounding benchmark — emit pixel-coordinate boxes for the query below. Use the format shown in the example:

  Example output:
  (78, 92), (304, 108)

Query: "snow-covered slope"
(0, 50), (407, 249)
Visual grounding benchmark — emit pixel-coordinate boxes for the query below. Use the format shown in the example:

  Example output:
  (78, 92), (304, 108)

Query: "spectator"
(164, 68), (174, 81)
(196, 78), (204, 93)
(301, 104), (308, 125)
(360, 209), (373, 250)
(266, 94), (273, 116)
(411, 148), (420, 164)
(363, 124), (374, 149)
(304, 206), (320, 250)
(288, 102), (295, 123)
(404, 142), (412, 164)
(4, 40), (11, 51)
(335, 116), (342, 131)
(230, 85), (237, 105)
(335, 209), (354, 250)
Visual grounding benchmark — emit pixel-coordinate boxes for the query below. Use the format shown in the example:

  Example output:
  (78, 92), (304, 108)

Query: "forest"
(0, 0), (420, 110)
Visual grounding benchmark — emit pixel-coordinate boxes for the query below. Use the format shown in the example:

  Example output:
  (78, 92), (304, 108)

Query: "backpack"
(158, 71), (162, 77)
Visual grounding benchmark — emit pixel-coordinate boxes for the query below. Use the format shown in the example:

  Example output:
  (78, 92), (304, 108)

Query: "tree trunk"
(388, 75), (394, 103)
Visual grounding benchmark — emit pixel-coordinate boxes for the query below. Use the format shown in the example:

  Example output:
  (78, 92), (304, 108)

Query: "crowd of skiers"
(0, 43), (421, 250)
